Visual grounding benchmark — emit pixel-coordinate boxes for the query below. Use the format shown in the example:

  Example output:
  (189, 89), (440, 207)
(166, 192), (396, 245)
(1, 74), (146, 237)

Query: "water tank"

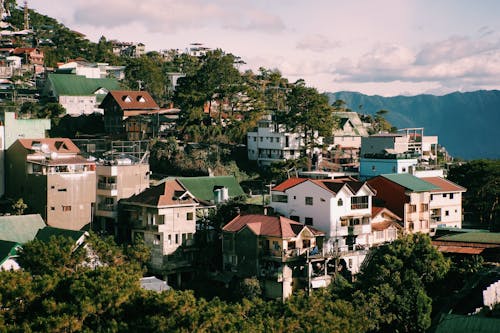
(221, 187), (229, 202)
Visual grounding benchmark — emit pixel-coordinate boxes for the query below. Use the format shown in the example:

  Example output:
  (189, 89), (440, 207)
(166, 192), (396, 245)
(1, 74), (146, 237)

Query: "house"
(35, 226), (87, 246)
(57, 60), (126, 80)
(369, 206), (403, 247)
(432, 231), (500, 262)
(325, 111), (368, 166)
(421, 177), (466, 230)
(95, 150), (150, 237)
(176, 175), (245, 205)
(5, 138), (96, 230)
(0, 240), (21, 270)
(120, 179), (198, 285)
(12, 47), (43, 66)
(0, 214), (46, 244)
(100, 90), (160, 135)
(367, 173), (439, 234)
(222, 214), (328, 300)
(41, 74), (121, 116)
(270, 177), (375, 254)
(247, 114), (322, 167)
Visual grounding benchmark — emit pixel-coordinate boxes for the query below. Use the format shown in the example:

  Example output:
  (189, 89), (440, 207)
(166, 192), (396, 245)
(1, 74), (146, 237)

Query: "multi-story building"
(269, 177), (376, 272)
(368, 206), (403, 247)
(421, 177), (466, 230)
(222, 214), (329, 300)
(367, 173), (439, 234)
(57, 60), (126, 80)
(247, 115), (322, 167)
(359, 133), (419, 180)
(120, 179), (198, 284)
(95, 151), (150, 237)
(5, 138), (96, 230)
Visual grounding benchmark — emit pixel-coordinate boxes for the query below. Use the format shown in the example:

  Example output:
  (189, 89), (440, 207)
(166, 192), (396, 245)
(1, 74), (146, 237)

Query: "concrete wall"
(360, 158), (417, 180)
(59, 95), (97, 116)
(3, 112), (50, 150)
(430, 191), (463, 228)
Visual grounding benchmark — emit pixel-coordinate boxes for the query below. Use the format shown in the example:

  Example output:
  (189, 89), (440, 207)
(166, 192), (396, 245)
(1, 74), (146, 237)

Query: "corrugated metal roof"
(420, 177), (466, 193)
(433, 314), (500, 333)
(0, 214), (46, 244)
(381, 173), (440, 192)
(47, 74), (120, 96)
(177, 176), (245, 201)
(35, 227), (86, 242)
(436, 232), (500, 245)
(0, 240), (20, 265)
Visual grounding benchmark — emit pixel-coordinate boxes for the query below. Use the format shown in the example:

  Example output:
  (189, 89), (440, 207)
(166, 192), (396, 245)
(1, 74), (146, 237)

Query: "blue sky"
(28, 0), (500, 96)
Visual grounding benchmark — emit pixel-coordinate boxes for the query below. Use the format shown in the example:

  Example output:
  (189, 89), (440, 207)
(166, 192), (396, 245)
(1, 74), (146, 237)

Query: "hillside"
(327, 90), (500, 159)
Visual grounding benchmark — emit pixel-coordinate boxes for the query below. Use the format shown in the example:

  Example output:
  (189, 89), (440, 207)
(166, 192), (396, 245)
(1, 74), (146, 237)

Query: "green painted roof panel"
(0, 240), (20, 264)
(35, 227), (86, 243)
(436, 232), (500, 244)
(434, 314), (500, 333)
(177, 176), (245, 202)
(381, 173), (440, 192)
(0, 214), (46, 244)
(48, 74), (121, 96)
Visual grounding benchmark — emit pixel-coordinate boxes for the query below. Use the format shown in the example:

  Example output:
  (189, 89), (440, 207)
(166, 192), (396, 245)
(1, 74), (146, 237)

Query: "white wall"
(430, 191), (463, 228)
(59, 95), (97, 116)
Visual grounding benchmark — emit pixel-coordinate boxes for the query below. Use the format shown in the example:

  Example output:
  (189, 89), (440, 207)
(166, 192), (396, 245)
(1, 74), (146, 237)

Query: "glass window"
(187, 212), (194, 220)
(305, 197), (313, 205)
(305, 217), (313, 226)
(337, 198), (343, 206)
(271, 194), (288, 203)
(351, 196), (368, 209)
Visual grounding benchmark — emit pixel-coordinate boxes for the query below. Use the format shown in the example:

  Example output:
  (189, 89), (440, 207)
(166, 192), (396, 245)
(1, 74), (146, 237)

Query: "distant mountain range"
(326, 90), (500, 160)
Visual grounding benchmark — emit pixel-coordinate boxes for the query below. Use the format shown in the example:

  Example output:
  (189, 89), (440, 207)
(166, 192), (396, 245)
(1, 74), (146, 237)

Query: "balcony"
(98, 182), (117, 190)
(262, 246), (326, 261)
(132, 222), (159, 231)
(348, 224), (370, 236)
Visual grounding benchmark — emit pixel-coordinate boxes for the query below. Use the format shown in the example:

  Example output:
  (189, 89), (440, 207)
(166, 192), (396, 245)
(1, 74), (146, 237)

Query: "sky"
(26, 0), (500, 96)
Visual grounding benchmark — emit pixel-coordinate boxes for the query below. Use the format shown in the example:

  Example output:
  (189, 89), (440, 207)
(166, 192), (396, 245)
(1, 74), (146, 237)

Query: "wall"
(430, 191), (463, 228)
(59, 95), (97, 116)
(3, 112), (51, 150)
(360, 158), (417, 180)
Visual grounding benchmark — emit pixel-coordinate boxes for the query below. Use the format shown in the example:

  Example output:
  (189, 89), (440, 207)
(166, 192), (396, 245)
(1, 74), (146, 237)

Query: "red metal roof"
(271, 178), (307, 192)
(18, 138), (80, 154)
(108, 90), (160, 111)
(222, 214), (324, 238)
(420, 177), (466, 193)
(125, 179), (197, 207)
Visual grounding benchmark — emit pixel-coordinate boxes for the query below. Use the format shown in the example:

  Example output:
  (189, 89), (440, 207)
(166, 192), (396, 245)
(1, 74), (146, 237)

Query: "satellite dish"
(50, 152), (58, 159)
(41, 143), (49, 153)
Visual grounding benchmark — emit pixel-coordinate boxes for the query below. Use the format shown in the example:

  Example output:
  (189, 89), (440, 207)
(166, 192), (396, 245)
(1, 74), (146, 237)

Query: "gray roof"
(0, 214), (46, 244)
(140, 276), (171, 292)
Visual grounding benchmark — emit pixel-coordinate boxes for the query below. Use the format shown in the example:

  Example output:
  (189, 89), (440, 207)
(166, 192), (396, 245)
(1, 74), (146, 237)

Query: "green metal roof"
(47, 74), (121, 96)
(177, 176), (245, 202)
(0, 214), (46, 244)
(0, 240), (20, 265)
(35, 227), (86, 243)
(381, 173), (440, 192)
(433, 314), (500, 333)
(436, 232), (500, 245)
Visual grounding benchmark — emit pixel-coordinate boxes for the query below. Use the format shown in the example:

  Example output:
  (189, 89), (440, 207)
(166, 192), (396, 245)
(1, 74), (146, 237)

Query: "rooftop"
(35, 227), (86, 243)
(0, 214), (46, 244)
(177, 176), (245, 202)
(124, 179), (197, 207)
(380, 173), (440, 192)
(435, 232), (500, 245)
(420, 177), (466, 193)
(46, 74), (121, 96)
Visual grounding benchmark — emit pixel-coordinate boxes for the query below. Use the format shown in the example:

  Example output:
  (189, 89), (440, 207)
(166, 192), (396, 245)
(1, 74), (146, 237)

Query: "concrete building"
(95, 152), (150, 237)
(222, 214), (328, 300)
(5, 138), (96, 230)
(367, 173), (439, 235)
(57, 60), (126, 80)
(120, 179), (198, 284)
(368, 207), (403, 247)
(269, 177), (378, 274)
(421, 177), (466, 229)
(247, 115), (322, 167)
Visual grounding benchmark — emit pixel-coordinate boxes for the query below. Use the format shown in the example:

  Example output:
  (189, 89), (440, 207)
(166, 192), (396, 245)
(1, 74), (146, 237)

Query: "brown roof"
(434, 245), (484, 255)
(125, 179), (197, 207)
(372, 206), (402, 221)
(18, 138), (80, 154)
(272, 178), (307, 192)
(222, 214), (324, 238)
(108, 90), (159, 111)
(420, 177), (466, 193)
(13, 47), (37, 55)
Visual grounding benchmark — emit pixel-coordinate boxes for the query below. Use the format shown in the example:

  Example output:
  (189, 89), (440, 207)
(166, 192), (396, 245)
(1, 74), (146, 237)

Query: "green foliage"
(356, 233), (450, 332)
(238, 277), (262, 300)
(448, 160), (500, 229)
(11, 198), (27, 215)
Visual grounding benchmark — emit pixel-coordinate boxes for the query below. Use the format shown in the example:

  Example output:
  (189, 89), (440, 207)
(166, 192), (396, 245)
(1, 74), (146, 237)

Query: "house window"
(288, 241), (296, 249)
(376, 231), (384, 239)
(50, 207), (55, 211)
(260, 137), (263, 142)
(421, 203), (429, 212)
(305, 217), (313, 226)
(431, 194), (434, 200)
(253, 137), (256, 142)
(273, 241), (280, 250)
(153, 234), (161, 245)
(445, 210), (449, 216)
(408, 204), (417, 213)
(168, 234), (172, 245)
(305, 197), (313, 205)
(58, 188), (67, 192)
(187, 212), (194, 220)
(271, 194), (288, 203)
(290, 215), (300, 222)
(371, 165), (376, 171)
(175, 234), (179, 244)
(449, 193), (454, 199)
(442, 194), (447, 198)
(182, 233), (187, 244)
(302, 239), (311, 248)
(337, 198), (343, 206)
(351, 196), (368, 210)
(62, 205), (71, 212)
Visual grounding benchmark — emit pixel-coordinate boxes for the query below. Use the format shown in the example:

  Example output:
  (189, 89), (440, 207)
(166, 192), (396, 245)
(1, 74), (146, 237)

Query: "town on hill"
(0, 1), (499, 332)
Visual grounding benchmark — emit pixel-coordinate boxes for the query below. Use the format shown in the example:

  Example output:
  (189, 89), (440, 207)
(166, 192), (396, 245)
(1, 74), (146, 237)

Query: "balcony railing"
(98, 182), (117, 190)
(263, 246), (324, 260)
(98, 203), (115, 211)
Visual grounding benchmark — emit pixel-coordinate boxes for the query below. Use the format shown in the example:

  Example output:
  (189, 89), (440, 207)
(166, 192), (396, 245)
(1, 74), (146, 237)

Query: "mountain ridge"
(326, 90), (500, 159)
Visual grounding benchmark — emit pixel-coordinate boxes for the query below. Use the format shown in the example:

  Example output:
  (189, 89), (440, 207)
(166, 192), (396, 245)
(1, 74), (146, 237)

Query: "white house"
(247, 115), (322, 167)
(421, 177), (466, 230)
(269, 177), (376, 254)
(369, 207), (403, 247)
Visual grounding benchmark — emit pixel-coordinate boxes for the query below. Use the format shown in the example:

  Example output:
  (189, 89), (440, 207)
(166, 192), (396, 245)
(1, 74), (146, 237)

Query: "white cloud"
(296, 34), (341, 52)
